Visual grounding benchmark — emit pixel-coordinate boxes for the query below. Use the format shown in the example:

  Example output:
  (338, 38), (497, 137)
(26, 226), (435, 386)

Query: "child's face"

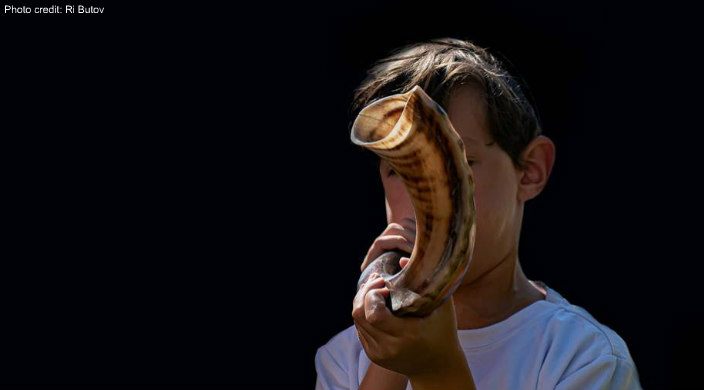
(379, 85), (524, 285)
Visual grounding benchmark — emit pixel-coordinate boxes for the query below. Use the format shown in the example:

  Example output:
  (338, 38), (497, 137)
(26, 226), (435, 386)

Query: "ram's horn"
(351, 85), (476, 317)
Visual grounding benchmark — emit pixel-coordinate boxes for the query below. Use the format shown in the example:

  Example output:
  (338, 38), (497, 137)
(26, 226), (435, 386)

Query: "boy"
(315, 38), (641, 390)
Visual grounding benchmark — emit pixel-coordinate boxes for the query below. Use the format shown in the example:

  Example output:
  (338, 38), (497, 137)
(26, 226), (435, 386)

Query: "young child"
(315, 38), (641, 390)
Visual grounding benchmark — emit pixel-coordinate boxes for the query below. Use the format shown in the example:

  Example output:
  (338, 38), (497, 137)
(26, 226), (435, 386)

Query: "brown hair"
(352, 38), (542, 169)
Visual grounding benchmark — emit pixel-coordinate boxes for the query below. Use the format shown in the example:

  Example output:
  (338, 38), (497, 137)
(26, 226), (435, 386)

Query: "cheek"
(471, 166), (517, 243)
(382, 177), (415, 222)
(383, 176), (406, 206)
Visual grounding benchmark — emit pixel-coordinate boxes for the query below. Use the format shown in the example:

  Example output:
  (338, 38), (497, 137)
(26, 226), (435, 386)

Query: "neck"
(452, 248), (546, 330)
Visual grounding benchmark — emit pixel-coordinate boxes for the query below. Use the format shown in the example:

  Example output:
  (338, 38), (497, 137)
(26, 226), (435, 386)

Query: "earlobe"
(518, 136), (556, 202)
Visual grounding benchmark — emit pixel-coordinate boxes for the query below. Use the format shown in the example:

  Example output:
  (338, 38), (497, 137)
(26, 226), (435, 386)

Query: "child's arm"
(360, 362), (408, 390)
(353, 277), (476, 390)
(355, 221), (473, 389)
(407, 346), (475, 390)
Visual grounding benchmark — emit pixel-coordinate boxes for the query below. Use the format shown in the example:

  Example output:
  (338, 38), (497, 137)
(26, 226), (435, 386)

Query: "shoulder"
(314, 325), (365, 390)
(541, 286), (634, 361)
(317, 324), (362, 358)
(536, 284), (641, 389)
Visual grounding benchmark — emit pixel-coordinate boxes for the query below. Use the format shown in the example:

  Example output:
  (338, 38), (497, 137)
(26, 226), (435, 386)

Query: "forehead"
(445, 85), (491, 147)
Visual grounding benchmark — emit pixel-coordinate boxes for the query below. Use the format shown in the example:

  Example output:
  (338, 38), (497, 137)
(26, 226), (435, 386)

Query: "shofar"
(351, 85), (476, 317)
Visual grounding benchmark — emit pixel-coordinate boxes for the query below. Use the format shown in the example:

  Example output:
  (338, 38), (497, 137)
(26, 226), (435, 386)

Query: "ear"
(517, 135), (556, 202)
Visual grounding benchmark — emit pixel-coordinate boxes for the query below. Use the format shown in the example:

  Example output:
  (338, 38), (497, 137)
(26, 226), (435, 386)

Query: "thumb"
(399, 257), (410, 268)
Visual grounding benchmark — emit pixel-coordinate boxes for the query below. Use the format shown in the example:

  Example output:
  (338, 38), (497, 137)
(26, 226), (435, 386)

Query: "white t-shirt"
(315, 281), (641, 390)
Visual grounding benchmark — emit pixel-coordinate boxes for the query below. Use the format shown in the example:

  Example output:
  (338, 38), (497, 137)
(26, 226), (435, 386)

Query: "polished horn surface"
(351, 85), (476, 317)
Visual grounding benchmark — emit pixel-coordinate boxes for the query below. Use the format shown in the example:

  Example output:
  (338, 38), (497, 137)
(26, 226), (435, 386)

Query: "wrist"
(360, 363), (408, 390)
(409, 347), (475, 390)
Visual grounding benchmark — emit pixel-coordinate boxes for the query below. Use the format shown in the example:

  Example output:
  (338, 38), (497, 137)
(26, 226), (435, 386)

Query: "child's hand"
(354, 219), (473, 387)
(360, 218), (416, 271)
(351, 269), (465, 380)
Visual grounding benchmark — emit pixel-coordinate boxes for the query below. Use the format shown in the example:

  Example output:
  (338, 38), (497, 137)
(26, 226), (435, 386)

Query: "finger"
(361, 223), (417, 271)
(399, 218), (417, 234)
(354, 273), (383, 306)
(352, 275), (385, 318)
(383, 223), (416, 240)
(354, 279), (422, 338)
(362, 287), (413, 335)
(399, 257), (410, 268)
(354, 318), (381, 352)
(362, 235), (414, 270)
(382, 222), (406, 233)
(364, 286), (392, 325)
(354, 320), (372, 356)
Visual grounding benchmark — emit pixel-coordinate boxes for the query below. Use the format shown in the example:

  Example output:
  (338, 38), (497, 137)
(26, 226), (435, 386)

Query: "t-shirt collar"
(456, 281), (561, 349)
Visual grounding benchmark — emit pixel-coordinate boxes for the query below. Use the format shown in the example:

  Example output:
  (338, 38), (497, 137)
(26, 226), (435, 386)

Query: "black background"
(3, 0), (703, 388)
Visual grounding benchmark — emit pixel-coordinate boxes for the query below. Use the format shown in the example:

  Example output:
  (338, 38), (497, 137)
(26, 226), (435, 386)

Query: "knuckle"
(351, 306), (363, 320)
(364, 299), (386, 324)
(373, 239), (390, 251)
(353, 296), (364, 311)
(367, 311), (383, 325)
(385, 235), (407, 245)
(364, 290), (379, 303)
(387, 223), (403, 231)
